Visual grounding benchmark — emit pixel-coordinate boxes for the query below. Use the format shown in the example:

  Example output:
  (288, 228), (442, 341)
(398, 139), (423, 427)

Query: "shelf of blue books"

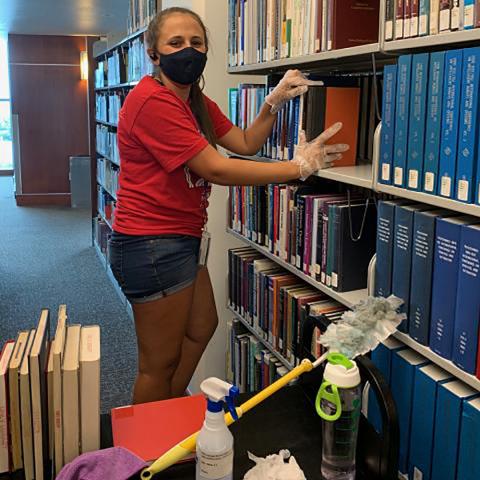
(227, 228), (368, 310)
(228, 43), (381, 75)
(233, 154), (374, 189)
(96, 119), (118, 129)
(376, 183), (480, 218)
(94, 81), (139, 92)
(98, 152), (120, 168)
(383, 28), (480, 53)
(228, 305), (294, 371)
(393, 332), (480, 392)
(98, 182), (117, 201)
(95, 26), (149, 59)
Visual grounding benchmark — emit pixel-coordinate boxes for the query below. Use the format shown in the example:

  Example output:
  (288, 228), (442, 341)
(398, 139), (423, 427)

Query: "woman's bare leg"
(171, 267), (219, 397)
(132, 284), (195, 404)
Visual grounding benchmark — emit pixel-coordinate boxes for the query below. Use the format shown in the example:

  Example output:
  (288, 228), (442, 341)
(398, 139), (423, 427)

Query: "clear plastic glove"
(292, 122), (349, 180)
(243, 450), (306, 480)
(265, 69), (323, 114)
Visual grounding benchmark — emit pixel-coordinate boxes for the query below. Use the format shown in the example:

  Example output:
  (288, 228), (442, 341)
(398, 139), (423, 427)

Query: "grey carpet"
(0, 176), (136, 413)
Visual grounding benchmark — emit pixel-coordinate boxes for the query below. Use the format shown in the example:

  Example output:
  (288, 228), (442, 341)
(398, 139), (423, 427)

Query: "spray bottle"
(196, 378), (239, 480)
(316, 353), (362, 480)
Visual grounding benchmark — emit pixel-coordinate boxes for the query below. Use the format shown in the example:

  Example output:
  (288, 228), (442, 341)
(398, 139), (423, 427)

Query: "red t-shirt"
(113, 76), (233, 237)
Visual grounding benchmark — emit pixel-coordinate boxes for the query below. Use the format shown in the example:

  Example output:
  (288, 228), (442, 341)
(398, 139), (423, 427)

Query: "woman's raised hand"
(265, 69), (321, 114)
(291, 122), (350, 180)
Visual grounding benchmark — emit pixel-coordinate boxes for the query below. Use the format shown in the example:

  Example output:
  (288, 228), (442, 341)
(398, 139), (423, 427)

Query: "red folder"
(111, 394), (206, 463)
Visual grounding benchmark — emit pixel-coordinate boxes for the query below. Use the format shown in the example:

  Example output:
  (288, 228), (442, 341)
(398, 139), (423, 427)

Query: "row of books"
(227, 0), (379, 66)
(95, 38), (153, 88)
(375, 200), (480, 378)
(94, 217), (111, 257)
(226, 318), (290, 392)
(385, 0), (480, 41)
(97, 126), (120, 165)
(379, 48), (480, 204)
(127, 0), (161, 35)
(228, 76), (378, 165)
(96, 92), (125, 126)
(97, 158), (119, 200)
(229, 186), (377, 292)
(0, 307), (100, 478)
(228, 247), (347, 365)
(368, 338), (479, 479)
(97, 186), (116, 228)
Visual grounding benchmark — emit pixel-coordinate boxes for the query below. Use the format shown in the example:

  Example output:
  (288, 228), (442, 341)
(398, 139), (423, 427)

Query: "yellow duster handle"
(140, 359), (314, 479)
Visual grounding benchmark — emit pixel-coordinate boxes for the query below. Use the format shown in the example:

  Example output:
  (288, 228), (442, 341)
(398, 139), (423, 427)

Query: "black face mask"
(159, 47), (207, 85)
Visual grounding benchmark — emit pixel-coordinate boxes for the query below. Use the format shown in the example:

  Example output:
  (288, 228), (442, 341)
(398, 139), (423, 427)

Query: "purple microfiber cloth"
(57, 447), (148, 480)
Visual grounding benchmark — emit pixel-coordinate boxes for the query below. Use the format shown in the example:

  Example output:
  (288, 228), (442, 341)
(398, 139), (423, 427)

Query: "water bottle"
(316, 353), (362, 480)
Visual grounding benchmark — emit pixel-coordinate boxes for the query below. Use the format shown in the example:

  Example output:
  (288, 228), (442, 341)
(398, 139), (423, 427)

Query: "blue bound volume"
(429, 216), (474, 359)
(375, 201), (397, 297)
(392, 204), (431, 332)
(379, 65), (397, 184)
(439, 49), (464, 198)
(393, 55), (413, 188)
(407, 53), (430, 191)
(423, 51), (446, 194)
(431, 381), (479, 480)
(452, 224), (480, 373)
(409, 209), (453, 345)
(408, 365), (452, 480)
(457, 398), (480, 480)
(456, 47), (480, 203)
(390, 349), (429, 476)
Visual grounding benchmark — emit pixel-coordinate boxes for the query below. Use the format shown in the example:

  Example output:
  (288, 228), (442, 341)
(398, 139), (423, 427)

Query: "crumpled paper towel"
(243, 449), (306, 480)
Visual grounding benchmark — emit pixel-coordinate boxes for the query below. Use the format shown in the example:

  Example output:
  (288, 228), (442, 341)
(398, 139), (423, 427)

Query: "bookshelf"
(228, 306), (294, 371)
(96, 120), (118, 128)
(225, 3), (480, 400)
(227, 228), (368, 310)
(94, 81), (140, 92)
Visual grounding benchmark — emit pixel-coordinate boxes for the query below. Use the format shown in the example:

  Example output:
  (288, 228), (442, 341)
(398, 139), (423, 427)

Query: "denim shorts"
(108, 232), (201, 304)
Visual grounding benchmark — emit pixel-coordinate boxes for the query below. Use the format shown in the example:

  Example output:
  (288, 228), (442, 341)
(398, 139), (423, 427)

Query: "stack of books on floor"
(384, 0), (480, 42)
(228, 247), (347, 375)
(228, 0), (380, 66)
(228, 75), (379, 165)
(229, 186), (377, 292)
(368, 338), (480, 479)
(379, 47), (480, 205)
(0, 306), (101, 479)
(375, 200), (480, 379)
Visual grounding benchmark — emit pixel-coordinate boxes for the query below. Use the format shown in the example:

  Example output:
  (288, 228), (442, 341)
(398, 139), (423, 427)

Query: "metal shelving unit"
(96, 119), (118, 128)
(95, 26), (149, 59)
(227, 228), (368, 309)
(94, 81), (139, 92)
(383, 28), (480, 52)
(228, 43), (381, 75)
(98, 152), (120, 167)
(228, 306), (294, 371)
(98, 208), (113, 230)
(394, 332), (480, 391)
(376, 183), (480, 218)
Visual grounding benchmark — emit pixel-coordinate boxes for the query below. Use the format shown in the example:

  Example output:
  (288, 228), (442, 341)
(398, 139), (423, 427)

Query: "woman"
(108, 7), (348, 404)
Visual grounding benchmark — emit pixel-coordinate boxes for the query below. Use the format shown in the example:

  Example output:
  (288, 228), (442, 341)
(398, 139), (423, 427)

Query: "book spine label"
(439, 0), (452, 30)
(456, 47), (480, 203)
(409, 212), (436, 345)
(419, 0), (430, 35)
(429, 219), (463, 359)
(393, 55), (413, 187)
(411, 0), (420, 35)
(423, 51), (445, 194)
(451, 0), (461, 29)
(407, 53), (429, 191)
(453, 225), (480, 373)
(430, 0), (441, 33)
(296, 196), (306, 268)
(375, 202), (396, 297)
(386, 0), (395, 39)
(392, 206), (415, 331)
(439, 49), (463, 198)
(396, 0), (406, 38)
(464, 0), (475, 28)
(379, 65), (398, 184)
